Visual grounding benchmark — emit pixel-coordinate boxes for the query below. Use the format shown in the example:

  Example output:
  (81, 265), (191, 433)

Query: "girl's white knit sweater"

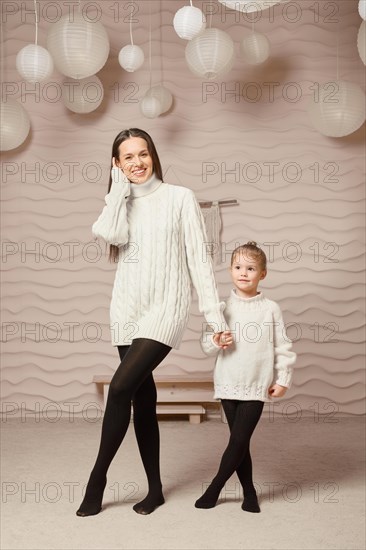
(201, 290), (296, 402)
(91, 170), (228, 349)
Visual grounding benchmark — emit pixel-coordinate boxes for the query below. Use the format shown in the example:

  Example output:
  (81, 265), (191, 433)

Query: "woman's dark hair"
(107, 128), (163, 263)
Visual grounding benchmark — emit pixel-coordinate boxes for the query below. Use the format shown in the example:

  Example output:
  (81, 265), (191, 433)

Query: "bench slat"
(156, 404), (205, 414)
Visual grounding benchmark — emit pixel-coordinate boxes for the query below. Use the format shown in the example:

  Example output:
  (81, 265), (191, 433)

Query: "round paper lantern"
(173, 5), (206, 40)
(358, 20), (366, 65)
(240, 32), (270, 64)
(0, 98), (31, 151)
(359, 0), (366, 20)
(118, 44), (144, 72)
(140, 96), (162, 118)
(16, 44), (54, 82)
(307, 80), (365, 137)
(62, 75), (104, 113)
(47, 13), (109, 79)
(145, 85), (173, 113)
(185, 28), (234, 79)
(218, 0), (285, 12)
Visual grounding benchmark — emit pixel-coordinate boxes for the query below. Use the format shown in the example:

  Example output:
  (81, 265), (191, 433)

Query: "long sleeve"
(271, 303), (297, 387)
(91, 167), (131, 246)
(182, 189), (228, 332)
(200, 323), (223, 356)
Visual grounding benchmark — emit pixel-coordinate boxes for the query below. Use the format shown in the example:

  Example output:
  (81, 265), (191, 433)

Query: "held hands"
(268, 384), (287, 398)
(213, 330), (233, 350)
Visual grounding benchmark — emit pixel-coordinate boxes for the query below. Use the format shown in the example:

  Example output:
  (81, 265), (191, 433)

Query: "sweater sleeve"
(182, 189), (228, 333)
(91, 167), (131, 246)
(271, 302), (297, 388)
(200, 323), (223, 356)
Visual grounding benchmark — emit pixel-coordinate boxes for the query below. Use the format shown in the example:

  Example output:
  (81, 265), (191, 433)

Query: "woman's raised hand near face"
(111, 156), (126, 184)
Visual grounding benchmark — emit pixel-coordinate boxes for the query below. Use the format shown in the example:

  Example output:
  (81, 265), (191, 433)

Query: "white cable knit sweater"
(201, 289), (296, 402)
(92, 170), (228, 349)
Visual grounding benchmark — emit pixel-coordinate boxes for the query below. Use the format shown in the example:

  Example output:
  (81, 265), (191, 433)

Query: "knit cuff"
(201, 333), (221, 356)
(204, 301), (229, 333)
(110, 168), (131, 199)
(275, 368), (293, 388)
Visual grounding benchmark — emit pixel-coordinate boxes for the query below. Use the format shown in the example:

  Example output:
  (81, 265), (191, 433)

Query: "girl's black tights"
(195, 399), (264, 512)
(76, 338), (172, 517)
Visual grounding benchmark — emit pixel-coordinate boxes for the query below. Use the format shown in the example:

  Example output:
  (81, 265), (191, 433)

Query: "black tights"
(76, 338), (172, 516)
(195, 399), (264, 512)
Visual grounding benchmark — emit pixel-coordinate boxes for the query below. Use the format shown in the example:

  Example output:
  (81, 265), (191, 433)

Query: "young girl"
(76, 129), (229, 517)
(195, 241), (296, 513)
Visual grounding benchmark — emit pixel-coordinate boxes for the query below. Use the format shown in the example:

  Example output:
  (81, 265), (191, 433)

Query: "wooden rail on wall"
(93, 373), (216, 424)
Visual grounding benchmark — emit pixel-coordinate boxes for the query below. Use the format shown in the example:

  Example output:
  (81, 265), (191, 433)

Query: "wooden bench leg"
(189, 413), (202, 424)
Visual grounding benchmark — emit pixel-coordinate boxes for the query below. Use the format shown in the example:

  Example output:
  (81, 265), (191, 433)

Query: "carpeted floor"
(1, 414), (365, 550)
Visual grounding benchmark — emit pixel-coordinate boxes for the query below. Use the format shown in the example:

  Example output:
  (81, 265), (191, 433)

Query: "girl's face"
(116, 137), (153, 184)
(230, 252), (266, 298)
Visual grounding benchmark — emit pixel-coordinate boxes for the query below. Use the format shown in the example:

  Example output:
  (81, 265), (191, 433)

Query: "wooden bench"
(93, 374), (216, 424)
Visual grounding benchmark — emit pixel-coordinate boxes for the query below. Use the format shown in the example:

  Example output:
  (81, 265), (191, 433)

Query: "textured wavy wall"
(1, 0), (365, 416)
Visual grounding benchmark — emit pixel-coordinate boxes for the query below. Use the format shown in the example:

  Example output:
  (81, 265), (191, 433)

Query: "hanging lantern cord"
(149, 0), (152, 88)
(0, 8), (4, 101)
(209, 0), (213, 28)
(34, 0), (38, 45)
(130, 4), (134, 45)
(336, 20), (339, 81)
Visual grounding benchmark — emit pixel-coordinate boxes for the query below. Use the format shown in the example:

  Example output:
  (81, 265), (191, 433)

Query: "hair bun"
(246, 240), (257, 247)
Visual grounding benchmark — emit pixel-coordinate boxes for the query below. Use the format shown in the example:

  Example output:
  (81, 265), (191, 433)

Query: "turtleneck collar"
(231, 289), (265, 303)
(129, 172), (163, 199)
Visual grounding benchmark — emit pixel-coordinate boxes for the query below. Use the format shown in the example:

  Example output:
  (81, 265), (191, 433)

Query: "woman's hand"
(112, 156), (121, 170)
(268, 384), (287, 398)
(213, 330), (233, 350)
(111, 157), (125, 183)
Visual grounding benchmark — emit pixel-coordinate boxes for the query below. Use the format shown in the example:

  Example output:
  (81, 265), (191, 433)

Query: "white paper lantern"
(16, 44), (54, 82)
(307, 80), (365, 137)
(185, 28), (234, 79)
(118, 44), (144, 72)
(173, 5), (206, 40)
(358, 20), (366, 65)
(240, 32), (270, 64)
(140, 96), (162, 118)
(47, 13), (109, 79)
(0, 98), (31, 151)
(359, 0), (366, 20)
(145, 85), (173, 113)
(62, 75), (104, 113)
(218, 0), (285, 12)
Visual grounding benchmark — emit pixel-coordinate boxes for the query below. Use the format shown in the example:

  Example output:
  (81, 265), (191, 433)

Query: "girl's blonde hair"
(230, 241), (267, 270)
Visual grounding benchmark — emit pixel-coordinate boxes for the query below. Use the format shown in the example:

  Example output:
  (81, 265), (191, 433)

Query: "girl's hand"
(213, 330), (233, 350)
(268, 384), (287, 398)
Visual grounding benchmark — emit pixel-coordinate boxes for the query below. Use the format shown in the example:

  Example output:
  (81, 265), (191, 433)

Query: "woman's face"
(116, 137), (153, 184)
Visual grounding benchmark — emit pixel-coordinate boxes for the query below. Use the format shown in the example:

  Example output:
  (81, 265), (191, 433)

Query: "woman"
(76, 128), (229, 517)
